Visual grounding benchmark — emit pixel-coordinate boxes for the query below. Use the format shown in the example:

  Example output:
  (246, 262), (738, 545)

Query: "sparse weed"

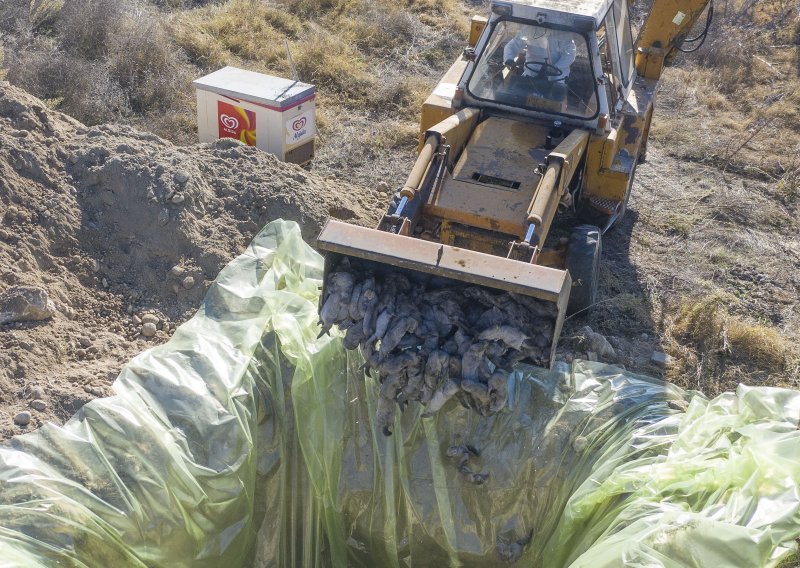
(373, 121), (418, 150)
(57, 0), (124, 59)
(707, 248), (734, 266)
(776, 160), (800, 203)
(666, 293), (797, 394)
(660, 213), (695, 237)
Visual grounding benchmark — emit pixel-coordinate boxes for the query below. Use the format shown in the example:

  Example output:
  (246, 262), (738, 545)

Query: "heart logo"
(220, 114), (239, 130)
(292, 117), (307, 132)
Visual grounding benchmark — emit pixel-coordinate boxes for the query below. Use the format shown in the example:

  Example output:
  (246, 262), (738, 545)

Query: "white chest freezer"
(193, 66), (316, 165)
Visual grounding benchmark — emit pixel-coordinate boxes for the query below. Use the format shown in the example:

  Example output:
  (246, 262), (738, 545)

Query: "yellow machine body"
(317, 0), (713, 365)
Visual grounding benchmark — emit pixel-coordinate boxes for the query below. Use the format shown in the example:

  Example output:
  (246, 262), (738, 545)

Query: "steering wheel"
(524, 60), (563, 79)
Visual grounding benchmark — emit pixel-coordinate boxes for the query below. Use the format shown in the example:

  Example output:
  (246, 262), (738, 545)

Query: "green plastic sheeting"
(0, 220), (798, 567)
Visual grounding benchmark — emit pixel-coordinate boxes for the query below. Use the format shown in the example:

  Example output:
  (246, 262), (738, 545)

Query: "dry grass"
(642, 0), (800, 396)
(652, 0), (800, 200)
(664, 293), (799, 394)
(0, 0), (469, 175)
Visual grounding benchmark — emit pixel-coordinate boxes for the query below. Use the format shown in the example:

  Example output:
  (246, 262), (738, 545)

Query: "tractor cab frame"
(460, 0), (638, 131)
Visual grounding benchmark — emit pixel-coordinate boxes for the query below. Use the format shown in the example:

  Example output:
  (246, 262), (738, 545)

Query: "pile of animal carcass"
(318, 258), (558, 435)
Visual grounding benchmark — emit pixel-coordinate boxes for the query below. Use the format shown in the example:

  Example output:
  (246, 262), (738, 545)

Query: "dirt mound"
(0, 82), (382, 440)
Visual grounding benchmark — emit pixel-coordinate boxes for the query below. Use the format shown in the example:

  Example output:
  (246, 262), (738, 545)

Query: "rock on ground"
(578, 326), (616, 361)
(13, 411), (31, 426)
(0, 286), (55, 324)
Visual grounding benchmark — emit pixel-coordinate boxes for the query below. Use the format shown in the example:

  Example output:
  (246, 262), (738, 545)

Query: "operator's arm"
(503, 36), (525, 66)
(552, 39), (577, 79)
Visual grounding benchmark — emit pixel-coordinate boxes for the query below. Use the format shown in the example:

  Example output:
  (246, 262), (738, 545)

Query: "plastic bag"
(0, 220), (798, 567)
(0, 220), (325, 567)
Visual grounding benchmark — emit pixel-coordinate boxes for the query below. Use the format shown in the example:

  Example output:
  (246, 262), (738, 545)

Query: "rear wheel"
(565, 225), (602, 316)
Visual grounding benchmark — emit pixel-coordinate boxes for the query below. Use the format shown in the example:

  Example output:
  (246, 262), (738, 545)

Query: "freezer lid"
(193, 66), (316, 108)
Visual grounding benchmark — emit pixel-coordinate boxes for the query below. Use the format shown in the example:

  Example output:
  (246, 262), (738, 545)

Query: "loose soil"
(0, 82), (383, 440)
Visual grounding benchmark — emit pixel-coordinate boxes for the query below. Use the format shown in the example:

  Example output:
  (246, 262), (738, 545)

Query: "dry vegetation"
(665, 293), (798, 392)
(652, 0), (800, 202)
(0, 0), (798, 397)
(0, 0), (472, 185)
(645, 0), (800, 394)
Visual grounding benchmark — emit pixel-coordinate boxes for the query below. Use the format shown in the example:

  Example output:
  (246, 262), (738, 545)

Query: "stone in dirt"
(30, 399), (46, 411)
(182, 276), (195, 290)
(14, 411), (31, 426)
(578, 326), (616, 361)
(142, 322), (157, 337)
(141, 314), (159, 326)
(651, 351), (673, 368)
(0, 286), (55, 325)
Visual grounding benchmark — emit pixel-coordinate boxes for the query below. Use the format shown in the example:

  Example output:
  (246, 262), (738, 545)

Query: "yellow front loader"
(318, 0), (714, 366)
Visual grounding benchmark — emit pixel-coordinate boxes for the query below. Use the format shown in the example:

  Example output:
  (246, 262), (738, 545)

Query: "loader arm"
(635, 0), (714, 80)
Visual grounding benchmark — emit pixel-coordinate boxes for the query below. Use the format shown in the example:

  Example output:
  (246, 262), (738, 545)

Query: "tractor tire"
(566, 224), (602, 316)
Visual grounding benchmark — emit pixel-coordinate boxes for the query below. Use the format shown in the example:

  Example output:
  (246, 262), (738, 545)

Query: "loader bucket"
(315, 220), (571, 367)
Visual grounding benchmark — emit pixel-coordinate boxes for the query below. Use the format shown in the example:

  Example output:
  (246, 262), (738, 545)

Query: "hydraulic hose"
(676, 1), (714, 53)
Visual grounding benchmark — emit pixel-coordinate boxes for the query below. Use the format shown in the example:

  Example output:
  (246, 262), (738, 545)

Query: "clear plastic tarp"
(1, 220), (798, 567)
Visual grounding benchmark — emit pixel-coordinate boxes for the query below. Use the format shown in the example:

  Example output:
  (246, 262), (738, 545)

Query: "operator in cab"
(502, 28), (577, 103)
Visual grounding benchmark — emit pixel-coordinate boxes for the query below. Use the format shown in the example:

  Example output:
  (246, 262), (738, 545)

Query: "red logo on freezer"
(220, 114), (239, 131)
(292, 117), (307, 132)
(217, 101), (256, 146)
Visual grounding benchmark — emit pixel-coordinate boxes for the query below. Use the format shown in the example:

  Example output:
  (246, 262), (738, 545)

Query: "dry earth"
(0, 82), (383, 440)
(563, 145), (800, 393)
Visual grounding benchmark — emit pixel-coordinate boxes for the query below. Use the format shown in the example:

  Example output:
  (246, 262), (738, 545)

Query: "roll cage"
(459, 0), (637, 129)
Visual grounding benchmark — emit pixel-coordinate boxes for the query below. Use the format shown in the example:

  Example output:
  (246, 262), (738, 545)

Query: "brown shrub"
(108, 12), (190, 114)
(0, 0), (61, 33)
(666, 293), (798, 393)
(57, 0), (125, 59)
(5, 47), (131, 123)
